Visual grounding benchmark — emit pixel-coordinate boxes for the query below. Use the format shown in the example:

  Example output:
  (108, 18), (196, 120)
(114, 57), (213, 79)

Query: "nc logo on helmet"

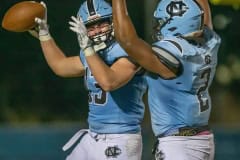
(166, 1), (188, 17)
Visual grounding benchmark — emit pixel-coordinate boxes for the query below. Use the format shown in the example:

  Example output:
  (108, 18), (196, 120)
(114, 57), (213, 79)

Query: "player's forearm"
(112, 0), (155, 68)
(85, 55), (120, 91)
(40, 39), (84, 77)
(112, 0), (138, 47)
(85, 55), (131, 91)
(198, 0), (213, 29)
(112, 0), (177, 79)
(112, 0), (144, 67)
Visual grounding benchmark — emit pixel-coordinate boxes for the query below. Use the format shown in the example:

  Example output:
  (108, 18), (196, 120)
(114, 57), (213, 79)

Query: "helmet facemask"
(86, 17), (114, 50)
(78, 0), (114, 52)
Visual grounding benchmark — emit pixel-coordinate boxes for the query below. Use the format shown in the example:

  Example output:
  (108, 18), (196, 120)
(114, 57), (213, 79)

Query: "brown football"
(2, 1), (45, 32)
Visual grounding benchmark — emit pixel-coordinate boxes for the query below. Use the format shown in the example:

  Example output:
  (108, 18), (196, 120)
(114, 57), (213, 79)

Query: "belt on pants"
(157, 125), (211, 138)
(152, 125), (211, 155)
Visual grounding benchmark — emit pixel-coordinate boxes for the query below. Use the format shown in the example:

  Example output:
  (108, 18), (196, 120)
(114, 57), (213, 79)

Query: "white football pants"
(63, 129), (142, 160)
(154, 134), (215, 160)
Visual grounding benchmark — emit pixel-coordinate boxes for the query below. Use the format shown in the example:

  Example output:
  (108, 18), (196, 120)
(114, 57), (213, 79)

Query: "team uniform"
(63, 42), (147, 160)
(149, 27), (221, 160)
(139, 0), (223, 159)
(62, 0), (147, 159)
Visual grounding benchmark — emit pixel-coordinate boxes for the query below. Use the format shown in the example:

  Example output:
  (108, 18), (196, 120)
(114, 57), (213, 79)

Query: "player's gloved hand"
(69, 16), (95, 56)
(28, 1), (51, 41)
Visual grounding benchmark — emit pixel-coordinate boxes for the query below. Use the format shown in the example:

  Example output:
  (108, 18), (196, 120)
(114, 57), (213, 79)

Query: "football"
(2, 1), (45, 32)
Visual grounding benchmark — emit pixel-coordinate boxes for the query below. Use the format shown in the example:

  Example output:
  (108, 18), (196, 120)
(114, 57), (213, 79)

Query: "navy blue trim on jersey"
(164, 39), (183, 53)
(152, 45), (183, 79)
(87, 0), (96, 16)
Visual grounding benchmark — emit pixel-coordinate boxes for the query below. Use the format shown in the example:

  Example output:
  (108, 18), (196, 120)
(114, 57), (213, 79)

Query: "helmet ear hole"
(153, 0), (204, 39)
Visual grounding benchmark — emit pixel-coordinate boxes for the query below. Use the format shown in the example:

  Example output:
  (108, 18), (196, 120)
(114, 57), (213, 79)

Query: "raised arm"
(86, 55), (139, 91)
(40, 39), (84, 78)
(29, 2), (84, 78)
(197, 0), (213, 29)
(112, 0), (177, 79)
(69, 16), (139, 91)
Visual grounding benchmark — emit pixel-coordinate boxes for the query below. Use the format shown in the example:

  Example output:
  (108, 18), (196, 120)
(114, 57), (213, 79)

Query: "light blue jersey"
(80, 42), (147, 134)
(147, 27), (221, 136)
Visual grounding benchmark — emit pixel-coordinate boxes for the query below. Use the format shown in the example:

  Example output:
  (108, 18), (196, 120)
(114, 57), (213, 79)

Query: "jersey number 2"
(197, 68), (211, 112)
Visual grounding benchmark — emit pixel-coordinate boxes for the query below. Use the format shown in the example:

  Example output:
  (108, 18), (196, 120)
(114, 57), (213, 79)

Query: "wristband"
(84, 47), (95, 57)
(39, 34), (52, 41)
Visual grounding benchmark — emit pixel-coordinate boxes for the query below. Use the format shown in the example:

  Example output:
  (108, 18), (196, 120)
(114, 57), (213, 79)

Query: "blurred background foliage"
(209, 0), (240, 125)
(0, 0), (145, 123)
(0, 0), (240, 159)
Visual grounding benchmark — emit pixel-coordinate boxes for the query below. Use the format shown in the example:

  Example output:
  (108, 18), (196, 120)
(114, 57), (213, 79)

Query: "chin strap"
(93, 42), (107, 52)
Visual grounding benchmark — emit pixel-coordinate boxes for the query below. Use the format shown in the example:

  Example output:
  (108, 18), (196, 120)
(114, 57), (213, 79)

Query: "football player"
(29, 0), (147, 160)
(112, 0), (221, 159)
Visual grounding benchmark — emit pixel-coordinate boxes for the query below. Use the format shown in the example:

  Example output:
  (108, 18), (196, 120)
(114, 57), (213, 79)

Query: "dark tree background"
(0, 0), (145, 123)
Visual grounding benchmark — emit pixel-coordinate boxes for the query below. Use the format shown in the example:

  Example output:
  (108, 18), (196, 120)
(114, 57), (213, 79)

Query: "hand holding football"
(2, 1), (45, 32)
